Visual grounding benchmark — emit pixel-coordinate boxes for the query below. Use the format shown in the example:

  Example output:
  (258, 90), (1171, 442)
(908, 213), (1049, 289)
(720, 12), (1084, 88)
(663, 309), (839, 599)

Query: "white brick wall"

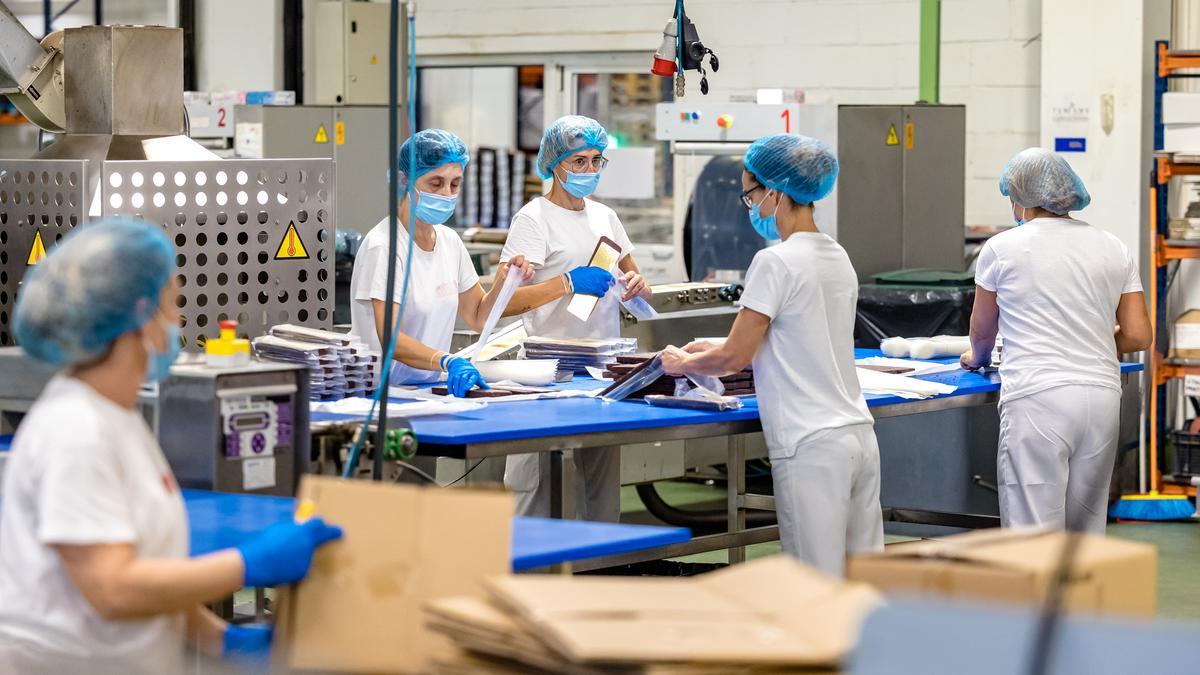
(940, 0), (1042, 226)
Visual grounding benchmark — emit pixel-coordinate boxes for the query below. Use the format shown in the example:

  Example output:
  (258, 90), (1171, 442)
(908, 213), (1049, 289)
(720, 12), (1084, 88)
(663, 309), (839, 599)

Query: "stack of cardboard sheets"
(604, 354), (755, 398)
(523, 336), (639, 374)
(425, 556), (880, 674)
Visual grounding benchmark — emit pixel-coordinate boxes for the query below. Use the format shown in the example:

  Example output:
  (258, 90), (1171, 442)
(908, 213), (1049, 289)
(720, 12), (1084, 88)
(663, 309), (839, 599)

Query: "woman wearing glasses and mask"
(500, 115), (653, 520)
(350, 129), (580, 397)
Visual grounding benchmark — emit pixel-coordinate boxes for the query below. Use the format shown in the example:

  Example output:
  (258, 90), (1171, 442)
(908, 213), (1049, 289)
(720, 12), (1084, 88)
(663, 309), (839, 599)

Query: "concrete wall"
(195, 0), (282, 91)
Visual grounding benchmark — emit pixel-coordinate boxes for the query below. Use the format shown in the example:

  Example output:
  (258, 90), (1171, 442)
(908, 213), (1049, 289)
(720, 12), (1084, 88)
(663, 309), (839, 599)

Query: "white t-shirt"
(976, 217), (1142, 403)
(500, 197), (634, 339)
(0, 376), (189, 673)
(349, 217), (480, 384)
(739, 232), (873, 454)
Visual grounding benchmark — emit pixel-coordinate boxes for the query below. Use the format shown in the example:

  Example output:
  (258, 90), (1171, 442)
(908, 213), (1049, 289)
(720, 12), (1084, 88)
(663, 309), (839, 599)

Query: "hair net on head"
(744, 134), (839, 206)
(14, 218), (174, 368)
(395, 129), (469, 193)
(536, 115), (610, 180)
(998, 147), (1090, 214)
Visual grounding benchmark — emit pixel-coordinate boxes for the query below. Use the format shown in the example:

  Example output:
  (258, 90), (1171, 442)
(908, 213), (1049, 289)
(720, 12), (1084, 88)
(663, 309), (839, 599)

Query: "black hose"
(635, 483), (776, 536)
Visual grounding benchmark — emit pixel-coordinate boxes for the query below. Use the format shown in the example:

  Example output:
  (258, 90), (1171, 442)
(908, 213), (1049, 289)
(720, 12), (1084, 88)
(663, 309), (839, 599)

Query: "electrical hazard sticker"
(275, 222), (310, 260)
(314, 124), (329, 144)
(26, 230), (46, 265)
(904, 122), (914, 150)
(335, 120), (345, 146)
(885, 125), (899, 146)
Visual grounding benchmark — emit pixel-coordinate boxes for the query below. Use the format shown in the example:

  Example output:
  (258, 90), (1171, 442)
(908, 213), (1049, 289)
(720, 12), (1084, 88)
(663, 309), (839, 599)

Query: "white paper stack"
(521, 336), (639, 374)
(253, 325), (380, 401)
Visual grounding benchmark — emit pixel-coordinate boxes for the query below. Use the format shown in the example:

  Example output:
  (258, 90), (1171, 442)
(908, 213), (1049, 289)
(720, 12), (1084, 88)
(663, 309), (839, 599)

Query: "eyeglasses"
(739, 184), (765, 209)
(566, 155), (609, 172)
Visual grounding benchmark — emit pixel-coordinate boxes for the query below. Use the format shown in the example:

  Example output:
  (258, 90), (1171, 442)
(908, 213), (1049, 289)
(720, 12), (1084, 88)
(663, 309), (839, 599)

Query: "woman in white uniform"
(661, 134), (883, 577)
(349, 129), (615, 396)
(500, 115), (653, 520)
(0, 219), (342, 674)
(961, 148), (1152, 533)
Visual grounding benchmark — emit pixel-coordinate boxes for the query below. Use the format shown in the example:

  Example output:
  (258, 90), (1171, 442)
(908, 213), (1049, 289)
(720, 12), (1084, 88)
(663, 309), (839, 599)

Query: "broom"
(1108, 372), (1197, 521)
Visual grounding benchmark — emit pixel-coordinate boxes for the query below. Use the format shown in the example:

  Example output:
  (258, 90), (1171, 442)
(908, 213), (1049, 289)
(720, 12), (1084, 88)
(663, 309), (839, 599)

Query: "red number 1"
(781, 108), (791, 133)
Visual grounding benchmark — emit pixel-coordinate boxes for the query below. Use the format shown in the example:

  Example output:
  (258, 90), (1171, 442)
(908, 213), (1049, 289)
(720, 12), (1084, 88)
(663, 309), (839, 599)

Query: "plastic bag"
(610, 271), (659, 321)
(468, 267), (524, 363)
(600, 354), (665, 402)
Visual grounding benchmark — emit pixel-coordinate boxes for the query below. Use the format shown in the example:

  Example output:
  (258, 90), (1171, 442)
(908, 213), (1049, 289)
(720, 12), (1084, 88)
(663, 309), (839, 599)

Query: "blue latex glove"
(445, 356), (489, 397)
(236, 517), (343, 588)
(567, 266), (615, 297)
(223, 623), (273, 661)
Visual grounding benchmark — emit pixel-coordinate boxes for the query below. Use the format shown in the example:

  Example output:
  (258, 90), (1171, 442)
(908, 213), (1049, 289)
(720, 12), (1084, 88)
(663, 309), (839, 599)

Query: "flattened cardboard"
(1172, 308), (1200, 358)
(486, 556), (882, 667)
(847, 528), (1156, 618)
(275, 476), (513, 673)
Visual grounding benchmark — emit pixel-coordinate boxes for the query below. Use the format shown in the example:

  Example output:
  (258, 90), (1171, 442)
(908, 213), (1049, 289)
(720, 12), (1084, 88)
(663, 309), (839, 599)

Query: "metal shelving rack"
(1150, 41), (1200, 494)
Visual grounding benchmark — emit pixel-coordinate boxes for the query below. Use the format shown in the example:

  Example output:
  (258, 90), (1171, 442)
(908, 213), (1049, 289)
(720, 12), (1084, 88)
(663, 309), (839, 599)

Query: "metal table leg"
(549, 450), (577, 520)
(727, 435), (747, 564)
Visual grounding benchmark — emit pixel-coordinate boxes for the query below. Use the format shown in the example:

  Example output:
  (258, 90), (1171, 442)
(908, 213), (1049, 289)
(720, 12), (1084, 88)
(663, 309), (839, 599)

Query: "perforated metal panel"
(101, 159), (335, 351)
(0, 160), (88, 347)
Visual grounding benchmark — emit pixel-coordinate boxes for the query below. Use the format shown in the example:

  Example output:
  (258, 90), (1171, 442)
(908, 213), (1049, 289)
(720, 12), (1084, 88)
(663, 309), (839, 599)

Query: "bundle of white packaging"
(252, 324), (380, 401)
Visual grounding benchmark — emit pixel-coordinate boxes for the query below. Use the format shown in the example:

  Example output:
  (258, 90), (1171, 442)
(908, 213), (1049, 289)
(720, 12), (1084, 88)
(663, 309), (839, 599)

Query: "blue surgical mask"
(144, 316), (182, 382)
(414, 190), (458, 225)
(1013, 205), (1028, 226)
(561, 170), (601, 199)
(748, 192), (781, 241)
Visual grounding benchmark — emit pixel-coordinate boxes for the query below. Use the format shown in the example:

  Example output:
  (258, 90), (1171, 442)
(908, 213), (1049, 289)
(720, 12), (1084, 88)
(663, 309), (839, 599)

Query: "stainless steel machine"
(659, 102), (966, 283)
(0, 19), (336, 352)
(619, 281), (741, 350)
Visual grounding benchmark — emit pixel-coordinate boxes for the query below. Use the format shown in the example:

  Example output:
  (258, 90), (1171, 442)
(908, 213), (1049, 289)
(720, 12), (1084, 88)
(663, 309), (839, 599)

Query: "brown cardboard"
(1172, 308), (1200, 358)
(485, 555), (882, 667)
(274, 476), (513, 673)
(847, 528), (1157, 618)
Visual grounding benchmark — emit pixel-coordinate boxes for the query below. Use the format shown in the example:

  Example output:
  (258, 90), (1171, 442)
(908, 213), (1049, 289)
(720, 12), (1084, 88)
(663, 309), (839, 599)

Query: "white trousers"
(503, 446), (621, 521)
(997, 384), (1121, 534)
(770, 423), (884, 577)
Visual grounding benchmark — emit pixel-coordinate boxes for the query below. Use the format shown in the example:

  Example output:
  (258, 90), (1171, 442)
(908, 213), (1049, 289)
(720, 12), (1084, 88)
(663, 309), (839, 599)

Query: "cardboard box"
(1174, 309), (1200, 359)
(847, 528), (1156, 618)
(274, 476), (513, 673)
(1164, 124), (1200, 152)
(1163, 92), (1200, 124)
(485, 556), (883, 667)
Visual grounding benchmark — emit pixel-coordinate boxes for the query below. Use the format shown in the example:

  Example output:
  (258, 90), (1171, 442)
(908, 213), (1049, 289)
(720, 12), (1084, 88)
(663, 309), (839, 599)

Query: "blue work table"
(182, 489), (689, 572)
(306, 350), (1143, 568)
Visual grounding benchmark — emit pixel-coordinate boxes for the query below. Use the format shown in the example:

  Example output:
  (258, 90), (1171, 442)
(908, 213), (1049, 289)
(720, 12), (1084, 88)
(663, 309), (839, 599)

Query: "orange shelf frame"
(1155, 235), (1200, 263)
(1158, 43), (1200, 77)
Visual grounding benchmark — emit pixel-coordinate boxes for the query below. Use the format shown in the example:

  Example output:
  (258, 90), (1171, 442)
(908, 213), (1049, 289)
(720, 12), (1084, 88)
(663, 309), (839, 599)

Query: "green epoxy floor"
(620, 482), (1200, 622)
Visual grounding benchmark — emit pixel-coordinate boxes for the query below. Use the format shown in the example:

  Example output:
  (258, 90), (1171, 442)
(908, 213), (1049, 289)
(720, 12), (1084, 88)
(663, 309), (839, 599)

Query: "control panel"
(643, 282), (743, 313)
(656, 103), (801, 142)
(221, 394), (294, 459)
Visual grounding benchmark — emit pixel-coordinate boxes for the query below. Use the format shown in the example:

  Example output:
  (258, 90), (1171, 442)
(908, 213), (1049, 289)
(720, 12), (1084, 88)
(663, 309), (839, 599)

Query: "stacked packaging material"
(495, 150), (511, 228)
(460, 148), (481, 226)
(478, 149), (496, 229)
(508, 151), (527, 229)
(251, 325), (379, 401)
(522, 336), (638, 374)
(425, 557), (880, 674)
(603, 354), (755, 398)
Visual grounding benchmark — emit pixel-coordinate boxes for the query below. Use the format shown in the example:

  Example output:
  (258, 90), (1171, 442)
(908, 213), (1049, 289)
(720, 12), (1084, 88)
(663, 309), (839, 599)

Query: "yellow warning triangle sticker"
(275, 222), (310, 260)
(314, 124), (329, 144)
(26, 230), (46, 265)
(885, 125), (899, 146)
(370, 54), (378, 65)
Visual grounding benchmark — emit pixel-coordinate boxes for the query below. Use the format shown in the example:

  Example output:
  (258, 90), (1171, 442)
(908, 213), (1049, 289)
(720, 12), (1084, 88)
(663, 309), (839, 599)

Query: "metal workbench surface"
(310, 350), (1142, 457)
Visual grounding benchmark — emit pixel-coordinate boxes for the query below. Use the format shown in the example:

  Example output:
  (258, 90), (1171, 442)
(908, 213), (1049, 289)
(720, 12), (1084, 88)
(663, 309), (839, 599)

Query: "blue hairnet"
(396, 129), (469, 193)
(744, 134), (838, 205)
(536, 115), (610, 180)
(998, 147), (1090, 214)
(14, 218), (174, 367)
